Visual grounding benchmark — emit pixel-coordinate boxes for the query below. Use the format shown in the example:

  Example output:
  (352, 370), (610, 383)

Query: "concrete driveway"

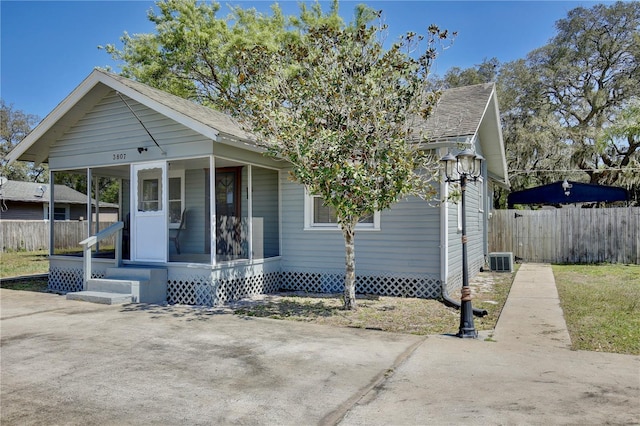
(2, 264), (639, 425)
(1, 288), (422, 425)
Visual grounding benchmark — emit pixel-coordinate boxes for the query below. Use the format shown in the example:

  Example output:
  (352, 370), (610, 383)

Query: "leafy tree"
(106, 0), (450, 309)
(498, 1), (640, 204)
(598, 98), (640, 203)
(436, 57), (500, 89)
(0, 100), (45, 181)
(102, 0), (358, 111)
(224, 19), (449, 309)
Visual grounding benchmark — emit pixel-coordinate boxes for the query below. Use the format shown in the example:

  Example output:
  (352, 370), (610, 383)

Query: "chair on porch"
(169, 209), (187, 254)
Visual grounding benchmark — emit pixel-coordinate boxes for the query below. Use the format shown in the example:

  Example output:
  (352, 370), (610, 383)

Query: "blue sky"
(2, 0), (607, 121)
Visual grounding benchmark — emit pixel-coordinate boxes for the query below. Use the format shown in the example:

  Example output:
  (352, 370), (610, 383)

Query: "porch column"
(209, 156), (216, 265)
(49, 170), (55, 256)
(87, 168), (92, 242)
(94, 172), (100, 252)
(247, 164), (253, 261)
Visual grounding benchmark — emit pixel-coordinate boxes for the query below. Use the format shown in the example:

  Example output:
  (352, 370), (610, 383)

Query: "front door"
(132, 162), (167, 262)
(216, 167), (242, 257)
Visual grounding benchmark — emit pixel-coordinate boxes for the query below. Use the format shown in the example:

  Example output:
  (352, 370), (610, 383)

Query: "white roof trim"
(6, 71), (103, 164)
(6, 69), (231, 165)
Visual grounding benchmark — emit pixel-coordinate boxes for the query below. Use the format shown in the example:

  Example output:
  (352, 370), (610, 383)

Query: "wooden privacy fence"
(1, 221), (116, 252)
(489, 208), (640, 264)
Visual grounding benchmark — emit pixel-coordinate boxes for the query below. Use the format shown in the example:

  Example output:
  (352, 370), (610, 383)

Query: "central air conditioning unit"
(489, 252), (514, 272)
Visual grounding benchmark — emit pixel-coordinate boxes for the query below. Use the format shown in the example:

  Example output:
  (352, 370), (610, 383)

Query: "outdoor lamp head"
(456, 149), (477, 175)
(472, 153), (485, 178)
(440, 152), (457, 180)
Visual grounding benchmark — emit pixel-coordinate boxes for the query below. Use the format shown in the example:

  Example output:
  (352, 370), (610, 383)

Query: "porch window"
(169, 170), (185, 228)
(305, 193), (380, 230)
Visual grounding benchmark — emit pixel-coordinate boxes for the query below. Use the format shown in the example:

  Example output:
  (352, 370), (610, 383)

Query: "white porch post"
(86, 168), (92, 242)
(85, 168), (93, 289)
(210, 156), (217, 265)
(49, 170), (55, 256)
(94, 172), (100, 252)
(247, 164), (253, 260)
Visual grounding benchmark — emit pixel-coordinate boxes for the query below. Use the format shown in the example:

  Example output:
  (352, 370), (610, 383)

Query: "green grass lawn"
(3, 250), (638, 355)
(553, 264), (640, 355)
(0, 250), (50, 278)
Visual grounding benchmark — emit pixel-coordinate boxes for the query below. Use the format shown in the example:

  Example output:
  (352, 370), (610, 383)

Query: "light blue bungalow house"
(7, 70), (508, 305)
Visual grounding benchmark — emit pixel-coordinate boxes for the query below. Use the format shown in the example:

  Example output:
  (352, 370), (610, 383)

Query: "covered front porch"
(48, 155), (281, 305)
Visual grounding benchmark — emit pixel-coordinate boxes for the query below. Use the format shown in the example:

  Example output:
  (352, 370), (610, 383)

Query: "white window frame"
(168, 169), (185, 229)
(478, 176), (485, 214)
(304, 191), (380, 231)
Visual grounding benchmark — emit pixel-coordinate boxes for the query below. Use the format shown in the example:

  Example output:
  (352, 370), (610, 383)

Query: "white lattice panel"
(280, 270), (441, 299)
(167, 271), (281, 307)
(49, 266), (105, 293)
(167, 275), (213, 306)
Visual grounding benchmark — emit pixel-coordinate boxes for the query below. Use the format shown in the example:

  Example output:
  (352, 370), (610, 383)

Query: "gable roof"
(419, 83), (509, 187)
(5, 69), (256, 165)
(421, 83), (496, 140)
(7, 70), (508, 187)
(0, 179), (117, 207)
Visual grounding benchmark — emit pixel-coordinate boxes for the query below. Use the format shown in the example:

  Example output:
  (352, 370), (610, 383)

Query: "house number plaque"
(112, 153), (127, 161)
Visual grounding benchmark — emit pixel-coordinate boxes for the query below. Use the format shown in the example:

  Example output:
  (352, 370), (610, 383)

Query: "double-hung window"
(304, 192), (380, 231)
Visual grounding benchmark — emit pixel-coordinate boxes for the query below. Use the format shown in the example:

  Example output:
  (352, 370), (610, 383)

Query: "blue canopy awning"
(507, 180), (629, 208)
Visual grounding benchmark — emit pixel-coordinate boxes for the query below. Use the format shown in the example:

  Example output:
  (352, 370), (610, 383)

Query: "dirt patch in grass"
(232, 269), (516, 336)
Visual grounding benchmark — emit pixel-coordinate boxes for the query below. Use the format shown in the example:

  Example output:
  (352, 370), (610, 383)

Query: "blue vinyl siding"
(280, 168), (441, 277)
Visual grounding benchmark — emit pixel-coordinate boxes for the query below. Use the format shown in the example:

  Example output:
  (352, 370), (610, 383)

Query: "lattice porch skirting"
(167, 262), (281, 306)
(48, 262), (442, 307)
(49, 265), (107, 293)
(279, 269), (441, 299)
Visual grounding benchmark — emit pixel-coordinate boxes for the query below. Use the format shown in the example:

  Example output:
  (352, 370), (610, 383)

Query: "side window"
(305, 192), (379, 230)
(169, 170), (185, 228)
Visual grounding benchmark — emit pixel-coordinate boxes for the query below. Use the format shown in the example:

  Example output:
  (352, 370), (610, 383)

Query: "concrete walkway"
(492, 263), (572, 348)
(341, 263), (640, 425)
(1, 264), (639, 425)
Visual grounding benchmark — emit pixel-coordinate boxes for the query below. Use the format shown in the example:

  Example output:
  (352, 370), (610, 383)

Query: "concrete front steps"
(66, 267), (167, 305)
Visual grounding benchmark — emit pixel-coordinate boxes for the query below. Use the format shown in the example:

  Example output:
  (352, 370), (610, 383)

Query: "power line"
(509, 167), (640, 176)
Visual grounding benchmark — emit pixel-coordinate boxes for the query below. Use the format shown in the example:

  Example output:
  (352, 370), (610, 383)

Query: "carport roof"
(507, 180), (629, 208)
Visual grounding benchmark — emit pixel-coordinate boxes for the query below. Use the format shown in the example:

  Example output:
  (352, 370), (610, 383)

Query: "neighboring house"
(6, 69), (508, 305)
(0, 179), (118, 221)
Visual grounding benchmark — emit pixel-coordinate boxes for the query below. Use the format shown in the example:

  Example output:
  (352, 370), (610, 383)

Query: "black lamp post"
(441, 148), (484, 338)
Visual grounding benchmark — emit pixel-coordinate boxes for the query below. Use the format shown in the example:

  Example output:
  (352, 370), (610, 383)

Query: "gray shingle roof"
(417, 83), (495, 141)
(99, 70), (255, 142)
(0, 179), (117, 207)
(105, 70), (493, 144)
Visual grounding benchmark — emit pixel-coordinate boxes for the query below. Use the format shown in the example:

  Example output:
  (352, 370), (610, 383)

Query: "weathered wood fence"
(489, 207), (640, 264)
(1, 221), (116, 252)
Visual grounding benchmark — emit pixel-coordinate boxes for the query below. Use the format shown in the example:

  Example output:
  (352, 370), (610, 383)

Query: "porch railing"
(79, 221), (124, 289)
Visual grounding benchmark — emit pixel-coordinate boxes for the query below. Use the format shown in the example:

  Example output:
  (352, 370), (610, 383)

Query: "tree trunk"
(342, 222), (357, 310)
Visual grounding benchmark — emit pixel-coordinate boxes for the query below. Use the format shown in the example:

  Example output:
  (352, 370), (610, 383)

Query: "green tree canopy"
(439, 2), (640, 206)
(500, 1), (640, 203)
(106, 0), (451, 308)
